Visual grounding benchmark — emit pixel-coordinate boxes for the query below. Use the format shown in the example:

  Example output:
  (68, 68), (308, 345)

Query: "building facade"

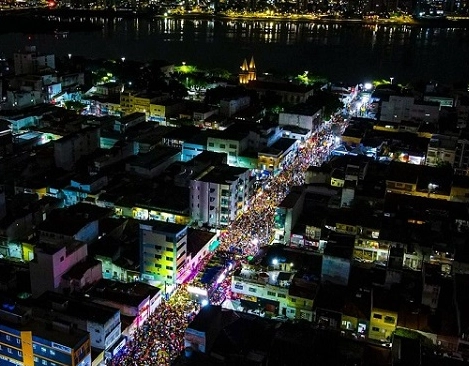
(139, 222), (188, 286)
(190, 165), (252, 228)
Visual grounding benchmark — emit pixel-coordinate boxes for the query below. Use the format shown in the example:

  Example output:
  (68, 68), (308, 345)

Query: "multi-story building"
(380, 95), (440, 124)
(206, 129), (251, 167)
(54, 126), (100, 170)
(139, 221), (188, 286)
(257, 137), (298, 174)
(29, 241), (89, 298)
(190, 164), (252, 227)
(426, 134), (458, 167)
(0, 303), (91, 366)
(379, 95), (415, 123)
(86, 279), (161, 337)
(369, 288), (398, 341)
(278, 103), (322, 132)
(13, 46), (55, 75)
(219, 96), (251, 118)
(34, 291), (121, 353)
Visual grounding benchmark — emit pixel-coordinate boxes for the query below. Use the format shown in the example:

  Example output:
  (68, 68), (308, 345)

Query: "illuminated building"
(238, 56), (256, 85)
(86, 279), (161, 337)
(257, 137), (299, 175)
(190, 164), (252, 227)
(120, 91), (184, 124)
(139, 221), (188, 286)
(369, 287), (398, 341)
(0, 302), (91, 366)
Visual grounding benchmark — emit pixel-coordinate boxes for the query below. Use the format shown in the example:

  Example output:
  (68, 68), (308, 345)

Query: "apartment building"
(139, 221), (188, 286)
(190, 164), (252, 228)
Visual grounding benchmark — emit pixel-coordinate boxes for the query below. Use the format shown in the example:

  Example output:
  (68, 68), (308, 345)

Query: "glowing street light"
(121, 57), (126, 63)
(68, 53), (72, 60)
(390, 77), (394, 84)
(272, 258), (279, 265)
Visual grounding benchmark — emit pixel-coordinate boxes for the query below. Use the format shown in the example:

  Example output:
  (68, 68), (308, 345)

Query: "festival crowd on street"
(109, 117), (347, 366)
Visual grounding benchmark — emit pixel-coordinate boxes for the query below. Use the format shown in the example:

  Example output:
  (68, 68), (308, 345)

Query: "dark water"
(1, 17), (468, 83)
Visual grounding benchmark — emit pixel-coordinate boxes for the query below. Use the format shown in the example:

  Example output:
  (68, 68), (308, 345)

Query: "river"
(1, 17), (468, 84)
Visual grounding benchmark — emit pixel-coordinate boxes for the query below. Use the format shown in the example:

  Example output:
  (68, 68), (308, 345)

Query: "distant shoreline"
(1, 8), (469, 34)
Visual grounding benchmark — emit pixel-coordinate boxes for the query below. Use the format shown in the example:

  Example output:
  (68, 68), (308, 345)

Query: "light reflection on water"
(0, 17), (468, 82)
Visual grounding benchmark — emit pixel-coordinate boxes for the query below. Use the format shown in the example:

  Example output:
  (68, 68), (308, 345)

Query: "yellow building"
(369, 288), (398, 341)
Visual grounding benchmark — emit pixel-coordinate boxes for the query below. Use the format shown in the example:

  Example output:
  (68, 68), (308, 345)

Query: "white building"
(190, 164), (252, 227)
(278, 103), (322, 132)
(207, 130), (251, 166)
(34, 291), (122, 352)
(54, 126), (100, 170)
(380, 96), (440, 124)
(13, 46), (55, 75)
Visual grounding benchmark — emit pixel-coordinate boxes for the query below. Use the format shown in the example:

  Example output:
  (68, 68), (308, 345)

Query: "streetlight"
(121, 57), (126, 63)
(68, 53), (72, 60)
(390, 77), (394, 85)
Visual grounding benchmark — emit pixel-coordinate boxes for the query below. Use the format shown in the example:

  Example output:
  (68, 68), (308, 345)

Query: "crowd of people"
(108, 286), (199, 366)
(109, 117), (347, 366)
(216, 123), (341, 257)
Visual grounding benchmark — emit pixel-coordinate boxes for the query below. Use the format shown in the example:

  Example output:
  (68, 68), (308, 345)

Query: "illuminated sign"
(51, 342), (72, 354)
(0, 354), (22, 365)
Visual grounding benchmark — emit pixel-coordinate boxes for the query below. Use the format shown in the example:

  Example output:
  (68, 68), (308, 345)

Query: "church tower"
(239, 56), (256, 84)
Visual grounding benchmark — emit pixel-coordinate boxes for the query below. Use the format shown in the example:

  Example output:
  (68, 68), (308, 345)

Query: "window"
(220, 144), (226, 149)
(42, 360), (47, 365)
(16, 338), (20, 344)
(18, 350), (22, 357)
(166, 256), (173, 261)
(267, 291), (276, 297)
(165, 236), (173, 242)
(6, 335), (10, 341)
(229, 144), (236, 149)
(277, 293), (286, 298)
(208, 142), (214, 147)
(248, 287), (256, 293)
(155, 264), (161, 268)
(167, 275), (172, 279)
(7, 348), (12, 354)
(372, 327), (380, 332)
(50, 349), (55, 356)
(373, 313), (382, 319)
(166, 266), (172, 270)
(234, 283), (243, 290)
(384, 316), (395, 324)
(155, 254), (162, 259)
(155, 245), (162, 250)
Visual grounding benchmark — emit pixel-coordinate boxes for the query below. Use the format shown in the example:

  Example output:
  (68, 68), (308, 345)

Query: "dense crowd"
(216, 125), (340, 257)
(109, 118), (347, 366)
(107, 286), (199, 366)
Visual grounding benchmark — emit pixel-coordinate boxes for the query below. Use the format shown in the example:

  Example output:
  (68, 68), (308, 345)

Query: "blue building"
(0, 301), (91, 366)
